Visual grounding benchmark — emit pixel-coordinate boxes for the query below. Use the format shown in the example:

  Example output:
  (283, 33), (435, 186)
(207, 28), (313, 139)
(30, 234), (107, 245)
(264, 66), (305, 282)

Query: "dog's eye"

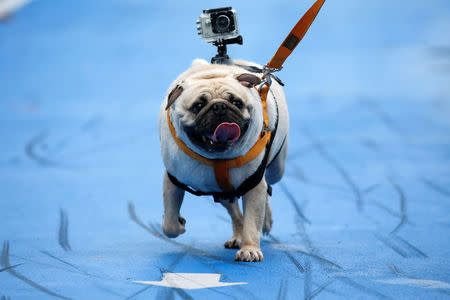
(190, 102), (205, 114)
(228, 94), (243, 109)
(231, 99), (244, 109)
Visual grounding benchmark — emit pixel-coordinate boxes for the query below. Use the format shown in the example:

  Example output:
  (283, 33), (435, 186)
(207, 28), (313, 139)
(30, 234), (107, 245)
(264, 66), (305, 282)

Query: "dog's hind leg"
(162, 171), (186, 238)
(221, 199), (243, 249)
(262, 195), (273, 235)
(260, 138), (287, 236)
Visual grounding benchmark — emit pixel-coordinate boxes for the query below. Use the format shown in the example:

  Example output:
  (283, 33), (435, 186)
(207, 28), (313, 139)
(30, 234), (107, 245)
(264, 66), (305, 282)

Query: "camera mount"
(211, 35), (243, 65)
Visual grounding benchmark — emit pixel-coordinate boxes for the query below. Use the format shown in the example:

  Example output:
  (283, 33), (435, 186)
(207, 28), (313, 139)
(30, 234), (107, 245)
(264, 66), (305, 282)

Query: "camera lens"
(210, 10), (236, 34)
(215, 15), (230, 32)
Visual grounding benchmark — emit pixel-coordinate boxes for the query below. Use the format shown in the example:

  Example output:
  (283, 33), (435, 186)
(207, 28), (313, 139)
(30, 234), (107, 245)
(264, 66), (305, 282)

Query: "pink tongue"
(212, 122), (241, 143)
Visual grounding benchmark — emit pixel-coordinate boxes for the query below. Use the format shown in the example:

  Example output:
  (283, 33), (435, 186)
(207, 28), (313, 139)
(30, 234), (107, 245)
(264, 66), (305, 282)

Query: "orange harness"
(167, 85), (272, 192)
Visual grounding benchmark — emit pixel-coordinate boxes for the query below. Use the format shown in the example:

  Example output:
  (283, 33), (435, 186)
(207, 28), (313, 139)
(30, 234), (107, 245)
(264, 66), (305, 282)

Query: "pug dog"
(158, 58), (289, 262)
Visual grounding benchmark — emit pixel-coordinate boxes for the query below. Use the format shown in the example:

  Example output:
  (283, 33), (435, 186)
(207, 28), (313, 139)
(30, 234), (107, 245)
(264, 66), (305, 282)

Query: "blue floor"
(1, 0), (449, 299)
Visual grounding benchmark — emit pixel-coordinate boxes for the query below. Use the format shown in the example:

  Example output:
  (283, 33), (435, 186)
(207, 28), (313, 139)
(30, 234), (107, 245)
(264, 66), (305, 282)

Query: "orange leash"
(267, 0), (325, 70)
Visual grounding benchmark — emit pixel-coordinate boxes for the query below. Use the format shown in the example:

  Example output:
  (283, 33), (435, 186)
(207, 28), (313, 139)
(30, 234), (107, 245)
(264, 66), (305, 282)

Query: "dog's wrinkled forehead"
(165, 70), (261, 110)
(185, 78), (242, 103)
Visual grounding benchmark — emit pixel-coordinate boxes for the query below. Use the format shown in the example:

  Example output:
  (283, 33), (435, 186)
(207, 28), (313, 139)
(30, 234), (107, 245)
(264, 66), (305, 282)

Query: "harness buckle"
(258, 65), (281, 92)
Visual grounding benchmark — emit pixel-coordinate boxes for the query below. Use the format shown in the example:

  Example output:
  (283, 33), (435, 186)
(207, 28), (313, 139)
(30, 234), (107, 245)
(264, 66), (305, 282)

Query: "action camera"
(197, 7), (243, 64)
(196, 7), (240, 43)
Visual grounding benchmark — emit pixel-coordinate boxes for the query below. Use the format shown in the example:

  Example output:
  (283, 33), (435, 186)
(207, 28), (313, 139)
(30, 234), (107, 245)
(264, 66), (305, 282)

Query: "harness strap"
(167, 171), (272, 201)
(214, 160), (234, 191)
(259, 85), (270, 129)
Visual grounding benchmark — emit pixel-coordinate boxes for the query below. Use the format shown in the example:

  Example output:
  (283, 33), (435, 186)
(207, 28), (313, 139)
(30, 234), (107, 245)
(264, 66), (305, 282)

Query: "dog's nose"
(212, 102), (228, 115)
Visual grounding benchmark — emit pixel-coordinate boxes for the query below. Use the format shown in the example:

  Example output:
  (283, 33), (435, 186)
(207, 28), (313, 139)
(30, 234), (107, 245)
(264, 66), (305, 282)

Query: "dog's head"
(165, 66), (262, 159)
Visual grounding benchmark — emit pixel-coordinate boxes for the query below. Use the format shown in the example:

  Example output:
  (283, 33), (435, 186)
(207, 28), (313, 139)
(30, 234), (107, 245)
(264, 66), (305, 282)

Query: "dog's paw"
(235, 246), (263, 262)
(224, 235), (242, 249)
(162, 216), (186, 238)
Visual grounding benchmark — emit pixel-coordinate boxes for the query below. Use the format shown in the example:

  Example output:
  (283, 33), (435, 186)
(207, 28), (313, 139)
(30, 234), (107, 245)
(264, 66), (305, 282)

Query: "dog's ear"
(165, 85), (184, 110)
(236, 73), (262, 88)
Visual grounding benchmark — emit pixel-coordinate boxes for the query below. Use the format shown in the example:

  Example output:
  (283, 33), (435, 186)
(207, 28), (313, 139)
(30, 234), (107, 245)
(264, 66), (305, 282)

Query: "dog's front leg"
(162, 172), (186, 238)
(221, 199), (243, 249)
(235, 178), (267, 262)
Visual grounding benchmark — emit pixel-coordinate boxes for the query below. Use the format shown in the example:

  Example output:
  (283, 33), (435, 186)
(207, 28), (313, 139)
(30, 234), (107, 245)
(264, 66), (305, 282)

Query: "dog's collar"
(166, 83), (272, 193)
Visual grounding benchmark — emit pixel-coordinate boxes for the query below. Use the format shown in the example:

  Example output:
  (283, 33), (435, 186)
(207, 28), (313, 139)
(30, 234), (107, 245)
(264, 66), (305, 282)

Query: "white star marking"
(134, 273), (247, 290)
